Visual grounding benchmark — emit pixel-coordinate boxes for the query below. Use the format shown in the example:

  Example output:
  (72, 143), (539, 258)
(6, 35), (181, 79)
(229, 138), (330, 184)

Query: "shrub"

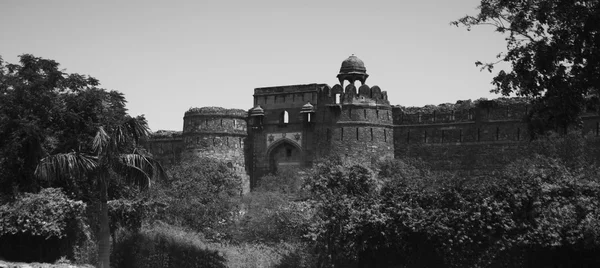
(230, 191), (313, 243)
(111, 222), (226, 268)
(0, 188), (89, 263)
(144, 157), (241, 239)
(255, 168), (306, 194)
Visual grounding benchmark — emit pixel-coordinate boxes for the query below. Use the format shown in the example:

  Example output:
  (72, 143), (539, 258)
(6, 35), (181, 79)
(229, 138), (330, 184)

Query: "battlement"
(150, 130), (183, 140)
(185, 107), (247, 118)
(318, 84), (389, 106)
(254, 83), (326, 96)
(394, 97), (530, 125)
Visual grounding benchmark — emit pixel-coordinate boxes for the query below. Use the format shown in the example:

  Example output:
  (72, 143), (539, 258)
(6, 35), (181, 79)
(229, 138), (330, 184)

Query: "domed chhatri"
(337, 54), (369, 86)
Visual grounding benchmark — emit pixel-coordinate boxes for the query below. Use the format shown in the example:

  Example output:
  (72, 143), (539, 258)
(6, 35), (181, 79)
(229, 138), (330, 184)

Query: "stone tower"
(315, 55), (394, 165)
(182, 107), (250, 193)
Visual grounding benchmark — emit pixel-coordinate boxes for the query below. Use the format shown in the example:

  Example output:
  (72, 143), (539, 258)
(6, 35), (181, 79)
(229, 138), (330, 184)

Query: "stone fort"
(146, 55), (600, 192)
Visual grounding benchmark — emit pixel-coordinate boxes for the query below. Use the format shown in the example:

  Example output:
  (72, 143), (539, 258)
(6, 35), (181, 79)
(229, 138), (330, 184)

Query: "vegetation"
(2, 14), (600, 266)
(0, 54), (166, 268)
(0, 188), (88, 263)
(452, 0), (600, 134)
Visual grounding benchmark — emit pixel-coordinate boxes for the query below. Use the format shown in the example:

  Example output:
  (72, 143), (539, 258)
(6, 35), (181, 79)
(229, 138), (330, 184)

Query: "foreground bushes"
(111, 223), (226, 268)
(0, 188), (89, 263)
(305, 156), (600, 268)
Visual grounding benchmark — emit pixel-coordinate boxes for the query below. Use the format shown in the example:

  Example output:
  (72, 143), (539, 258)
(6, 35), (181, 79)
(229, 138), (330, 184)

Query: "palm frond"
(93, 126), (109, 154)
(124, 115), (151, 144)
(35, 152), (98, 181)
(118, 154), (155, 189)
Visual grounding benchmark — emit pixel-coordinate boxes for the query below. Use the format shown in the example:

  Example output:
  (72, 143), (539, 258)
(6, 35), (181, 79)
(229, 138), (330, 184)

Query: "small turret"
(337, 54), (369, 87)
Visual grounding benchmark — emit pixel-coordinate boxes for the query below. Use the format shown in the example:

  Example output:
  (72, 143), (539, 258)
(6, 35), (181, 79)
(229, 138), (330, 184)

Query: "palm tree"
(35, 115), (166, 268)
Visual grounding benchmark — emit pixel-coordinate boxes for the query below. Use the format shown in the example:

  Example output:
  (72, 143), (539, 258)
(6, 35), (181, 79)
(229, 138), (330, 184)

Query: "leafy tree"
(452, 0), (600, 134)
(0, 55), (101, 198)
(0, 54), (166, 268)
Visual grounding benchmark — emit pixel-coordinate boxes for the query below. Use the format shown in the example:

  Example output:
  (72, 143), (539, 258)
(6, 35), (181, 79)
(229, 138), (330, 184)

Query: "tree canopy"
(453, 0), (600, 133)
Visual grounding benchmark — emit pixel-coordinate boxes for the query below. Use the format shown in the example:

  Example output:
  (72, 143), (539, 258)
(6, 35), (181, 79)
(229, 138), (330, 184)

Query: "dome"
(339, 55), (366, 74)
(300, 102), (315, 113)
(337, 55), (369, 85)
(249, 105), (264, 117)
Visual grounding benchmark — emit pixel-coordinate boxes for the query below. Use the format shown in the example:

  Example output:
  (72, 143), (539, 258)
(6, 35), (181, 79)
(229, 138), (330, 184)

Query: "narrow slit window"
(280, 111), (289, 124)
(356, 128), (359, 140)
(335, 94), (341, 104)
(384, 129), (387, 142)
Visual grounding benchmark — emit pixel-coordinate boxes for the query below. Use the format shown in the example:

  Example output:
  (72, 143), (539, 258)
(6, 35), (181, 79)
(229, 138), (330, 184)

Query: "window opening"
(307, 113), (312, 122)
(280, 111), (289, 124)
(356, 128), (359, 140)
(384, 129), (387, 142)
(286, 148), (292, 157)
(335, 94), (341, 104)
(371, 128), (374, 141)
(341, 128), (344, 141)
(364, 109), (367, 119)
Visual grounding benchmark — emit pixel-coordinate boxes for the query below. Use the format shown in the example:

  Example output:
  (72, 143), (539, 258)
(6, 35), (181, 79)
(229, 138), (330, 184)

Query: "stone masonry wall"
(182, 107), (250, 193)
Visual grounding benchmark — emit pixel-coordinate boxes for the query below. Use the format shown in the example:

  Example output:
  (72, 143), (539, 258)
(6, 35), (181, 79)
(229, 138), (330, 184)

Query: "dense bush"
(144, 157), (241, 239)
(229, 191), (313, 243)
(0, 188), (89, 263)
(255, 168), (307, 195)
(111, 222), (226, 268)
(303, 153), (600, 268)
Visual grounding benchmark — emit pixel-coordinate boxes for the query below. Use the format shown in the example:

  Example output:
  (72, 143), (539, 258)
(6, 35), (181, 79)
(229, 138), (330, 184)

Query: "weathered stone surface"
(145, 56), (600, 191)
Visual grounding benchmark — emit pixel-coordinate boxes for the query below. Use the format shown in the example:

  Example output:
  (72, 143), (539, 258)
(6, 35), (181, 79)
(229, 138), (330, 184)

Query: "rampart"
(314, 83), (394, 165)
(145, 56), (600, 190)
(145, 130), (184, 167)
(393, 98), (600, 174)
(182, 107), (250, 193)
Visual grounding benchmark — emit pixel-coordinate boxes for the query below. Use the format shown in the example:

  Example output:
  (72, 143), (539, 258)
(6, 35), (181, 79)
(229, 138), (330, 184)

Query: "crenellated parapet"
(394, 97), (530, 125)
(183, 107), (247, 137)
(317, 84), (390, 107)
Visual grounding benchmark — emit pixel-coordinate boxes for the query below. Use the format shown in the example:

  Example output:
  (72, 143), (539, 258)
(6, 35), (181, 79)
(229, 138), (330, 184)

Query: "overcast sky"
(1, 0), (510, 131)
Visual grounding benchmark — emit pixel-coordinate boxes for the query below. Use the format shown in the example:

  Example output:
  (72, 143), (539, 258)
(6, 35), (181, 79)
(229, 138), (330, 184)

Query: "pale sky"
(1, 0), (510, 131)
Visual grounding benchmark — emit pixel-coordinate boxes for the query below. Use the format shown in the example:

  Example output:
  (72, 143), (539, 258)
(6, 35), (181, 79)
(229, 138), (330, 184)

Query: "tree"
(35, 111), (166, 268)
(0, 54), (166, 267)
(452, 0), (600, 134)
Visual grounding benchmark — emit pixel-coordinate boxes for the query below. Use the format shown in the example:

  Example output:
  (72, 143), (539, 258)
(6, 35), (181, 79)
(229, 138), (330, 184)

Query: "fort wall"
(314, 84), (394, 165)
(182, 107), (250, 193)
(393, 98), (600, 174)
(145, 56), (600, 191)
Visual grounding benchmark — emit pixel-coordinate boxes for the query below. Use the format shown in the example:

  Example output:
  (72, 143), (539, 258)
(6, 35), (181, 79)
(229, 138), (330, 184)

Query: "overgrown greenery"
(0, 188), (89, 263)
(299, 132), (600, 268)
(452, 0), (600, 134)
